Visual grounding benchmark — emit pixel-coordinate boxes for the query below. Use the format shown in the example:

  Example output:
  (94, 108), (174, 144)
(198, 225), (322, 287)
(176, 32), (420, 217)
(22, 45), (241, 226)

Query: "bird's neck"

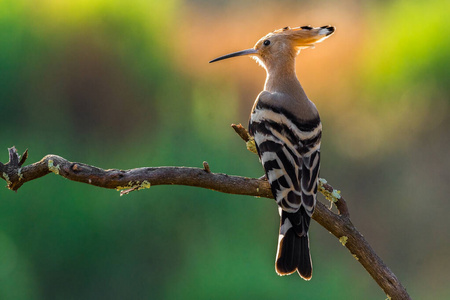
(263, 60), (307, 99)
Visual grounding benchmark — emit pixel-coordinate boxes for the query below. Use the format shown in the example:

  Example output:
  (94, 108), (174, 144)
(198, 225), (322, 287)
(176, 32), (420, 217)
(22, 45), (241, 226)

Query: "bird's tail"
(275, 211), (313, 280)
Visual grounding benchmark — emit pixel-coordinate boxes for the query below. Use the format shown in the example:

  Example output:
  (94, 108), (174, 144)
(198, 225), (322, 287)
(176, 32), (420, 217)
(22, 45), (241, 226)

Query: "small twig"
(119, 186), (141, 196)
(231, 123), (251, 142)
(318, 178), (350, 218)
(18, 148), (29, 167)
(232, 123), (258, 154)
(203, 161), (211, 173)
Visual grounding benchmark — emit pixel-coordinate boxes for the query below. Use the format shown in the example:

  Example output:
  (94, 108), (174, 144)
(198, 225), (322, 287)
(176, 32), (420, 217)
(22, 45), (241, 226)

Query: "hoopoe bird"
(210, 25), (335, 280)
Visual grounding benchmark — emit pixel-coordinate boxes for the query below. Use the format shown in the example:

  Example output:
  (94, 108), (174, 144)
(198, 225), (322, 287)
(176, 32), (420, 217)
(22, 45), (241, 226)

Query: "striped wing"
(249, 96), (321, 231)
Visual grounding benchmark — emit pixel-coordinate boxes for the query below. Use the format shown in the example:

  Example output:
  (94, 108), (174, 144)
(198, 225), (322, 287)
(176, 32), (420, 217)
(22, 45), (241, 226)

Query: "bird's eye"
(263, 40), (271, 46)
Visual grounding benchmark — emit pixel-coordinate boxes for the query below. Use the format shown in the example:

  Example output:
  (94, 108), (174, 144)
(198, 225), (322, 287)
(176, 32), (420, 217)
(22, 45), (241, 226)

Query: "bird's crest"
(260, 25), (335, 49)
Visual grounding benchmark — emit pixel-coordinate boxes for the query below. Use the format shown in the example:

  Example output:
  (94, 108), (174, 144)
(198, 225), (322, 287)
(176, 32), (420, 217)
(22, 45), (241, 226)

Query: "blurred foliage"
(0, 0), (449, 299)
(363, 0), (449, 97)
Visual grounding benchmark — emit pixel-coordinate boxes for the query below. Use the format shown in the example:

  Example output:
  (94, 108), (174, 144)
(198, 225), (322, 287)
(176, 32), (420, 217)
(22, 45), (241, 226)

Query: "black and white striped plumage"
(249, 93), (321, 279)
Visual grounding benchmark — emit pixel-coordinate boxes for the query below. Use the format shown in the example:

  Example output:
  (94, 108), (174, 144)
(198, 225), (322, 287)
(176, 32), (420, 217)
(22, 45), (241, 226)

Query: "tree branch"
(0, 126), (411, 299)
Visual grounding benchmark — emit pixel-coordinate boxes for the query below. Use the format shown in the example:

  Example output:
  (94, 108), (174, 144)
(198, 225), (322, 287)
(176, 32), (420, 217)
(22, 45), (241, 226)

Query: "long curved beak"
(209, 48), (258, 63)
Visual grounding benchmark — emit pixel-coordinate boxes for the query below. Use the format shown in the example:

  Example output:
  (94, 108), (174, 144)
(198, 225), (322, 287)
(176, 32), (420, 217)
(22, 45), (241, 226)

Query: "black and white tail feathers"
(276, 208), (313, 279)
(249, 96), (321, 280)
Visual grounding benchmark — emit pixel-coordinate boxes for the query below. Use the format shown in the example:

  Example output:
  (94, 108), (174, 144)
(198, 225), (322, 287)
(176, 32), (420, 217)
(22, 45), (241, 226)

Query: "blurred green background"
(0, 0), (449, 299)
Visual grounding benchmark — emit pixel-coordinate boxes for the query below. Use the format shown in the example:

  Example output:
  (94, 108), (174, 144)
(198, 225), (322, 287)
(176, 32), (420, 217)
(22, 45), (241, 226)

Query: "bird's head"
(210, 25), (335, 69)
